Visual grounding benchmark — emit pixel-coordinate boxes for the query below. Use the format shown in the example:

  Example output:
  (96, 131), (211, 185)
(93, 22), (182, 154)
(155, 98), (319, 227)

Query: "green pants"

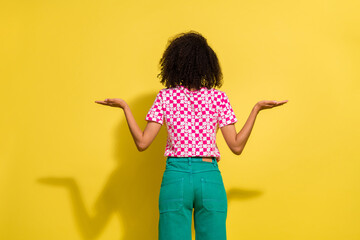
(158, 156), (227, 240)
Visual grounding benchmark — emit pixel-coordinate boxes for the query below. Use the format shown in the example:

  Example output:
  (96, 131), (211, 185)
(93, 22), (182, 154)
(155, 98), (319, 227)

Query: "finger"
(274, 101), (288, 107)
(95, 101), (109, 105)
(272, 100), (288, 105)
(276, 100), (288, 105)
(265, 101), (278, 105)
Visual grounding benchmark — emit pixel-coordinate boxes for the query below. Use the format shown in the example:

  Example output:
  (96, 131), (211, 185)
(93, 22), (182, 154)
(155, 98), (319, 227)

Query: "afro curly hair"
(157, 30), (223, 91)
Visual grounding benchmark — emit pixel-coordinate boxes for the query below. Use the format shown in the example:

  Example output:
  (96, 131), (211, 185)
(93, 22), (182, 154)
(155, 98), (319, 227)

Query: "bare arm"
(220, 100), (288, 155)
(122, 104), (162, 151)
(95, 98), (162, 151)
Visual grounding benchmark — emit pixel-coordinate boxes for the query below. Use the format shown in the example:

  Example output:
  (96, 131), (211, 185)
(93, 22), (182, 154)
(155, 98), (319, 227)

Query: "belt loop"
(188, 157), (191, 166)
(212, 157), (216, 167)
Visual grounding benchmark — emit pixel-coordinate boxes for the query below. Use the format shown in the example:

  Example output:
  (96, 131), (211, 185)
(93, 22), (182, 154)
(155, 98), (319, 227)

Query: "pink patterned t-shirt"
(145, 85), (237, 162)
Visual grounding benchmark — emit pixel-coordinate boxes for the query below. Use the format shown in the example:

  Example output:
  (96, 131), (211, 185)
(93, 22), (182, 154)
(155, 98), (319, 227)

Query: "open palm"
(95, 98), (128, 109)
(257, 100), (288, 110)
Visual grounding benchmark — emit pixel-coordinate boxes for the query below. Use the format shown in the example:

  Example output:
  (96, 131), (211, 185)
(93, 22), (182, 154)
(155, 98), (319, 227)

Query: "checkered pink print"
(145, 85), (237, 162)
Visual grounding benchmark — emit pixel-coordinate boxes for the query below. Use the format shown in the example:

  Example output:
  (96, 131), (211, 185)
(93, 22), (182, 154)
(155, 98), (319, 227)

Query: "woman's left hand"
(95, 98), (128, 109)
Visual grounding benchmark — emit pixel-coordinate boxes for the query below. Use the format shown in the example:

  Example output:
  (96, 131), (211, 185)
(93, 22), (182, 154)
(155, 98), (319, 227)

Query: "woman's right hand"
(256, 100), (288, 111)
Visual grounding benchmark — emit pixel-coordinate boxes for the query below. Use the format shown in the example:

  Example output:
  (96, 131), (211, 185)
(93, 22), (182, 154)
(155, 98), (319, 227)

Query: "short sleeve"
(217, 92), (238, 128)
(145, 90), (164, 125)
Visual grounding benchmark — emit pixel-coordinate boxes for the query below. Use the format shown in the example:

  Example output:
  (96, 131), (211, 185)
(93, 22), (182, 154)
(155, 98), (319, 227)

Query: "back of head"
(157, 30), (223, 90)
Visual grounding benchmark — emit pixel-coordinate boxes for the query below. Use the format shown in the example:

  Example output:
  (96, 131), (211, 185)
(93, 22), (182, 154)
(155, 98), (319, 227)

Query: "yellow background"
(1, 0), (359, 239)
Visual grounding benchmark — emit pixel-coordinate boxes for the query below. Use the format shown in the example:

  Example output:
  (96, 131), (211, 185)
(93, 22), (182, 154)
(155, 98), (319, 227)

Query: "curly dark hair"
(157, 30), (223, 91)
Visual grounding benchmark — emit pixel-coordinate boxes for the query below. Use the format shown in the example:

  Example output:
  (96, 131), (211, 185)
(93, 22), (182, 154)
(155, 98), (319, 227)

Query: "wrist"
(122, 104), (130, 111)
(253, 104), (261, 113)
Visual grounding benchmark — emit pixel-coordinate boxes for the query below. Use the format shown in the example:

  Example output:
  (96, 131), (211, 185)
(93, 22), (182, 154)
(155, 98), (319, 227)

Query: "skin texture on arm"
(122, 104), (162, 151)
(220, 105), (260, 155)
(220, 100), (288, 155)
(94, 98), (162, 152)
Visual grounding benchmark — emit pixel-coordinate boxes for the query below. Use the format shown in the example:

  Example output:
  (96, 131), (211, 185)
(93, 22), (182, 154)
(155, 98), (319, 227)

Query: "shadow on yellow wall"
(37, 91), (263, 239)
